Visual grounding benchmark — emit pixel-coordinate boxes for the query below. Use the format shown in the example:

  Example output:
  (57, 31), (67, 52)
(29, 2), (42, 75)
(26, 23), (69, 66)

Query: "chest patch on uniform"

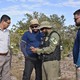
(50, 37), (58, 44)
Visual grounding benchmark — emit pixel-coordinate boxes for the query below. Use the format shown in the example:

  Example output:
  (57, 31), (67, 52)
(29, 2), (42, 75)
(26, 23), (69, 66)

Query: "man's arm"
(31, 33), (59, 55)
(20, 40), (27, 57)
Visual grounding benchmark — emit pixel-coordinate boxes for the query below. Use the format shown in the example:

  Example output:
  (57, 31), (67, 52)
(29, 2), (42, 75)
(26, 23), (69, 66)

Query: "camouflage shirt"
(36, 31), (59, 55)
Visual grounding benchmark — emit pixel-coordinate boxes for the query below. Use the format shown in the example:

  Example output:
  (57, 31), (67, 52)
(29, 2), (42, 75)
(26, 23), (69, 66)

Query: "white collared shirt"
(0, 29), (10, 53)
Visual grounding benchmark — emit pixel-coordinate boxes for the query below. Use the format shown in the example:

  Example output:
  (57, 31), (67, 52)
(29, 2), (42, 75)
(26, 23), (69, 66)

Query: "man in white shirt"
(0, 14), (11, 80)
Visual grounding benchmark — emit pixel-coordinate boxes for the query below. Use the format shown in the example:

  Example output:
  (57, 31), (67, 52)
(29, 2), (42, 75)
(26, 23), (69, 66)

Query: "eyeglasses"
(74, 17), (80, 21)
(4, 20), (11, 25)
(74, 14), (80, 21)
(30, 25), (38, 28)
(5, 21), (11, 25)
(41, 28), (45, 30)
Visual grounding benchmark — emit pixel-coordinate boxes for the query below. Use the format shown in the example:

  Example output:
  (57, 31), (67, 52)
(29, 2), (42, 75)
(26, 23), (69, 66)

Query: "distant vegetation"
(10, 11), (77, 58)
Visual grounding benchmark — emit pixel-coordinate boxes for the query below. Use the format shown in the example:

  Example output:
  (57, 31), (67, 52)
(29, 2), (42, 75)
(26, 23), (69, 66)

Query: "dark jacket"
(20, 30), (43, 58)
(73, 29), (80, 67)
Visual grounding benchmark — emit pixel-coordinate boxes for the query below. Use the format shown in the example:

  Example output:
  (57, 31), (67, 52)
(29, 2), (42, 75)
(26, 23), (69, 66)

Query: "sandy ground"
(11, 54), (76, 80)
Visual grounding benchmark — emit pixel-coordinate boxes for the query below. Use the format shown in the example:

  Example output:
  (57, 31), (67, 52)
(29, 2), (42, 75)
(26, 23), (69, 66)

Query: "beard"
(75, 22), (80, 26)
(44, 31), (48, 37)
(32, 29), (39, 33)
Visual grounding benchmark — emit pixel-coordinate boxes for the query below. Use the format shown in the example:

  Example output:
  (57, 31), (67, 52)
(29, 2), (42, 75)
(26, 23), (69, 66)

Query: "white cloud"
(6, 0), (48, 3)
(0, 0), (79, 28)
(6, 0), (18, 2)
(61, 1), (80, 7)
(0, 0), (80, 17)
(6, 0), (26, 2)
(21, 3), (41, 10)
(51, 0), (80, 7)
(20, 0), (26, 2)
(0, 1), (79, 18)
(5, 0), (80, 7)
(0, 5), (32, 17)
(68, 0), (74, 2)
(26, 0), (80, 7)
(28, 0), (44, 3)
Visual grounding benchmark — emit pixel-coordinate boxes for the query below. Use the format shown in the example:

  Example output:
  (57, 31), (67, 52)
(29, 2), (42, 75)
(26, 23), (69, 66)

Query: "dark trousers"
(22, 58), (42, 80)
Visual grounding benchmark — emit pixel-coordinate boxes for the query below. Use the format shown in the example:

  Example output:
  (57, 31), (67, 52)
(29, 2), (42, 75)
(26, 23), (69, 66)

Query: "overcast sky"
(0, 0), (80, 29)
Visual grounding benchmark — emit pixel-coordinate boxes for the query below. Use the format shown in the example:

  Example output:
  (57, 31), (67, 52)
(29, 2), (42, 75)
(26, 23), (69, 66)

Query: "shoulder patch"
(50, 37), (58, 44)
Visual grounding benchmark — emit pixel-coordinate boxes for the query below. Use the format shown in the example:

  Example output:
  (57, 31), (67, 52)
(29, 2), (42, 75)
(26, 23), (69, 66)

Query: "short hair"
(73, 9), (80, 15)
(0, 14), (11, 22)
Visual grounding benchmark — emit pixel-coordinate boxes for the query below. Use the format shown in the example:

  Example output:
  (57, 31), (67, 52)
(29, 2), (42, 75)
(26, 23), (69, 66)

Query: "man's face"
(30, 24), (39, 32)
(40, 28), (47, 33)
(74, 13), (80, 26)
(40, 28), (48, 36)
(2, 20), (11, 29)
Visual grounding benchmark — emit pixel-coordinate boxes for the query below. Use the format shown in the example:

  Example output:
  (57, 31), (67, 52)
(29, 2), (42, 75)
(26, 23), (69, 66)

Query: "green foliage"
(10, 11), (76, 58)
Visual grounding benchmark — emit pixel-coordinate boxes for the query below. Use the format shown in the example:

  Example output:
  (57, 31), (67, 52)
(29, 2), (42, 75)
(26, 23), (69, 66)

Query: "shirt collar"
(0, 28), (7, 32)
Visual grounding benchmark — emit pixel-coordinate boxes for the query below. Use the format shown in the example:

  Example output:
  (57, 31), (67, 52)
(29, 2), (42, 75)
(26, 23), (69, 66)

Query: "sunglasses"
(40, 27), (49, 30)
(30, 25), (38, 28)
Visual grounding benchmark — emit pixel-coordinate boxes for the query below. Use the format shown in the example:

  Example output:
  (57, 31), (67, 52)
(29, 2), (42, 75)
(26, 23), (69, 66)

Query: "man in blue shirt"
(20, 19), (43, 80)
(73, 9), (80, 80)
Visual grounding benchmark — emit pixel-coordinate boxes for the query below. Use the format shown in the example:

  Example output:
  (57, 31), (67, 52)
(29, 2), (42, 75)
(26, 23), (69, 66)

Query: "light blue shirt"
(0, 29), (10, 53)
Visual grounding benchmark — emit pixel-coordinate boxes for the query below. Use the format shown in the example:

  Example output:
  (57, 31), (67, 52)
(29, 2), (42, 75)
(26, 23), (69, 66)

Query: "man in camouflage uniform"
(31, 21), (61, 80)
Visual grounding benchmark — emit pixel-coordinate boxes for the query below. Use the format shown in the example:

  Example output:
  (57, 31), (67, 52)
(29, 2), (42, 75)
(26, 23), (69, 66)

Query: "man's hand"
(30, 46), (38, 53)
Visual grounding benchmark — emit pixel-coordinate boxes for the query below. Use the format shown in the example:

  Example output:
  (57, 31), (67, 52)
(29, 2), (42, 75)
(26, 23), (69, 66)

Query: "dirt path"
(11, 54), (76, 80)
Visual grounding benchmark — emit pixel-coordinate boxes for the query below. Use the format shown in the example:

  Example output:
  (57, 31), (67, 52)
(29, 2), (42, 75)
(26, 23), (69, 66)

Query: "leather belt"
(0, 52), (8, 56)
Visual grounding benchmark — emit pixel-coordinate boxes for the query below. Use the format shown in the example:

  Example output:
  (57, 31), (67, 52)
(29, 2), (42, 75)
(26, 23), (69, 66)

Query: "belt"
(0, 52), (8, 56)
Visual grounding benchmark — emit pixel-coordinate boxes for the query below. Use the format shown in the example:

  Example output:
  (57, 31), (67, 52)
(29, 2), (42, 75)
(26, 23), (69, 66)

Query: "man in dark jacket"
(20, 19), (43, 80)
(73, 9), (80, 80)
